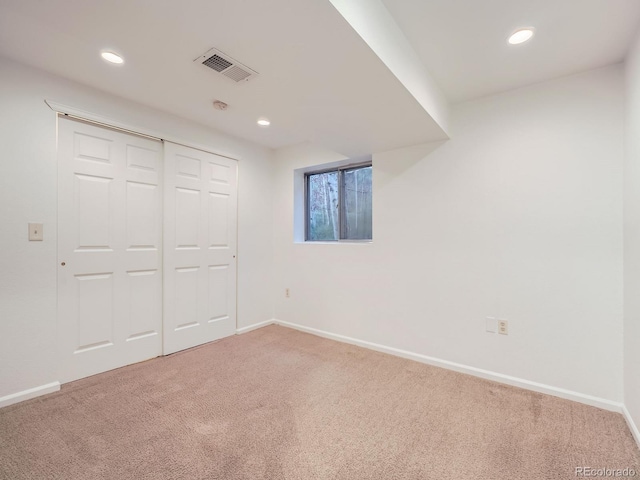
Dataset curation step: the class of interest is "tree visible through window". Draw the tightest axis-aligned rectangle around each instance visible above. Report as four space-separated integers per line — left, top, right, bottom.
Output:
306 164 372 241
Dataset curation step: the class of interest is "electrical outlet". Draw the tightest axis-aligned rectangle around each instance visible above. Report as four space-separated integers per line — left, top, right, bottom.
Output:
28 223 43 241
498 320 508 335
285 288 290 298
485 317 497 333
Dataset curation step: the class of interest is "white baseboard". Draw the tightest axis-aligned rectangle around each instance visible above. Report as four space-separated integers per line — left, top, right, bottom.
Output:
274 319 624 413
0 381 60 409
236 319 276 335
622 405 640 448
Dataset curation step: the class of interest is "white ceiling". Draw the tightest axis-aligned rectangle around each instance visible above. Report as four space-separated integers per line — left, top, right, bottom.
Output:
381 0 640 103
0 0 446 156
0 0 639 154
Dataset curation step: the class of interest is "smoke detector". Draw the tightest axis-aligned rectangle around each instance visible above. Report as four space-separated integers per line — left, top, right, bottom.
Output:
195 47 259 83
213 100 228 111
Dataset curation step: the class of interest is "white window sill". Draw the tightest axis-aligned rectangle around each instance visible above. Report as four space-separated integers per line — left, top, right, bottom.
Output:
294 241 373 245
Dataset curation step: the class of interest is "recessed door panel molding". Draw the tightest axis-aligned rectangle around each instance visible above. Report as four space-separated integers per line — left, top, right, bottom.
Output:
208 193 229 248
164 142 238 355
75 273 114 352
175 187 201 248
208 265 229 322
58 117 163 383
174 267 200 331
75 174 113 249
126 144 159 172
126 269 160 341
176 154 201 179
74 132 112 164
209 162 231 186
126 181 159 249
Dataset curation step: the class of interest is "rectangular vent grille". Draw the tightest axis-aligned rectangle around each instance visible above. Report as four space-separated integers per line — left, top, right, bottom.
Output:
223 65 252 82
203 54 232 72
195 48 259 83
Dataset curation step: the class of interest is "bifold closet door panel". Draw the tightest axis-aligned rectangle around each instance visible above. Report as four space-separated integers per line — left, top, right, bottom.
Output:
57 116 163 383
163 142 238 355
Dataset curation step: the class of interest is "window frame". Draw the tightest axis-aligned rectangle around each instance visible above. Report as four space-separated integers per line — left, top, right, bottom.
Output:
304 161 372 242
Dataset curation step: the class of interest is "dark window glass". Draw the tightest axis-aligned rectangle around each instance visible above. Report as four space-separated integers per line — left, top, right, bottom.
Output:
342 166 372 240
307 171 339 241
306 165 372 241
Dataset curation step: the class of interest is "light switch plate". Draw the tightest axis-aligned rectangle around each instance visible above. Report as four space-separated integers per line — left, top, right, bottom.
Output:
29 223 43 241
485 317 497 333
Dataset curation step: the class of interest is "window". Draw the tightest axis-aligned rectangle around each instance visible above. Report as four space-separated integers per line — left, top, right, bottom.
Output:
305 163 372 241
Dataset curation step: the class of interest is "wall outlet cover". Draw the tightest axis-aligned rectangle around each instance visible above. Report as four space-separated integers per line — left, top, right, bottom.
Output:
498 319 508 335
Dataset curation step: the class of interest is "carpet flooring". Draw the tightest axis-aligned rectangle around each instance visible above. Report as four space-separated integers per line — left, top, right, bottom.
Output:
1 325 638 480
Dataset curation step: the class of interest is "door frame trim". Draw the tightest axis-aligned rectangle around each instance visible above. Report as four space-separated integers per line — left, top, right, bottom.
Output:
45 100 242 162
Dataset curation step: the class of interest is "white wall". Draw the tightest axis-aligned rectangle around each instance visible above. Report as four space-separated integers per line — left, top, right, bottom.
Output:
624 32 640 437
328 0 450 136
0 57 274 400
273 65 624 403
0 53 631 414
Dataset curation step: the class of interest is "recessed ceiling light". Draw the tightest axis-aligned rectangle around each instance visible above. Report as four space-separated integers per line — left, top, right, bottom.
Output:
257 118 271 127
101 51 124 64
508 28 535 45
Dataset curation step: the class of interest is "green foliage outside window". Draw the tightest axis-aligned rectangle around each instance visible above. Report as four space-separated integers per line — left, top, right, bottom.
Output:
307 165 372 241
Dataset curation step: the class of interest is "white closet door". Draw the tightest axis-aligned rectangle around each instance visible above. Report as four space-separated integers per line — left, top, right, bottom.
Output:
57 116 163 383
163 142 237 355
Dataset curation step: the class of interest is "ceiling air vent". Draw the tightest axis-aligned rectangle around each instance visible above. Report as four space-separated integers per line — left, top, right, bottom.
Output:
195 48 259 83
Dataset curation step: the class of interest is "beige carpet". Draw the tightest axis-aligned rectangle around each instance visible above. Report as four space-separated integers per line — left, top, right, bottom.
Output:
0 325 638 480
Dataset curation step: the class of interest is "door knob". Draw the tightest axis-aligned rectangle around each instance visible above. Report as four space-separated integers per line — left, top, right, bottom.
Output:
61 262 66 266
